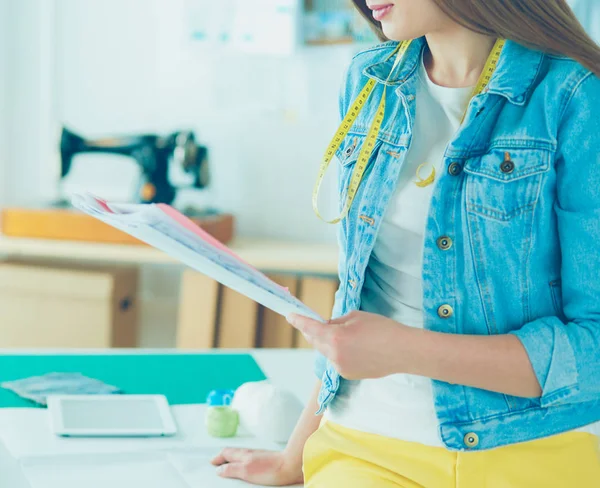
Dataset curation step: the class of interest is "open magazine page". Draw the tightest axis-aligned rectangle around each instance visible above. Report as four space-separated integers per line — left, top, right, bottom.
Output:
71 193 323 321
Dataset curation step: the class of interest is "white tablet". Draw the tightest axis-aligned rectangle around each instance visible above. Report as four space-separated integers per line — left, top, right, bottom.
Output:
47 395 178 437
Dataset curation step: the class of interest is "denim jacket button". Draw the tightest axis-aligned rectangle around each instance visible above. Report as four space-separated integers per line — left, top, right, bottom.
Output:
448 162 463 176
464 432 479 448
500 159 515 174
437 236 453 251
438 304 454 318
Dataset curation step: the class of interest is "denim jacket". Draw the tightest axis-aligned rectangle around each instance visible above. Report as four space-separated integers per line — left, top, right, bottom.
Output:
314 37 600 451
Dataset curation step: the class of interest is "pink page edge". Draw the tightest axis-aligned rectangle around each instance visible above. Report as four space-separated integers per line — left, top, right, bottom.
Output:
156 204 289 292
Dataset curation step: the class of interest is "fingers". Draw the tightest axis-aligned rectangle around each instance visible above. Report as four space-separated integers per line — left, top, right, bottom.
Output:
286 314 327 338
328 310 361 325
211 449 252 481
211 448 250 466
216 462 248 480
211 452 226 466
291 311 356 328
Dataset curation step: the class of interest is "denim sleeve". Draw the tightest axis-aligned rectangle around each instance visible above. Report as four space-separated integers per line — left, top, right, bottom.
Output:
511 72 600 408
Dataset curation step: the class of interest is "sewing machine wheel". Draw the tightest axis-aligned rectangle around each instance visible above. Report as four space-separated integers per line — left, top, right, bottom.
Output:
198 153 210 188
174 132 209 189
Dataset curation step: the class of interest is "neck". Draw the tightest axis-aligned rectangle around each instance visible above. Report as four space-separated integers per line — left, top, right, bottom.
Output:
424 27 496 88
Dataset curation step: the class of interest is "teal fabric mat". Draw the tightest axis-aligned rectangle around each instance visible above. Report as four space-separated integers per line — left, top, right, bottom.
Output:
0 354 266 408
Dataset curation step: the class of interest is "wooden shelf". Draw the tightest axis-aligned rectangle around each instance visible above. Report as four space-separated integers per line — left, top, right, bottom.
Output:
0 236 339 275
304 37 354 46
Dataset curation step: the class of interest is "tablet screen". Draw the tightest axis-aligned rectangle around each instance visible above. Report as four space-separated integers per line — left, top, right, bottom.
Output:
59 397 166 431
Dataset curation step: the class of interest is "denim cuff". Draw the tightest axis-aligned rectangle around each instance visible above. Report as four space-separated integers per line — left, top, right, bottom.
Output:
511 317 579 407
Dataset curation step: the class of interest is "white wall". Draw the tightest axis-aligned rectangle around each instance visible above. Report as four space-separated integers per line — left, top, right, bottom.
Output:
0 0 9 205
2 0 360 347
3 0 59 206
569 0 600 43
51 0 351 243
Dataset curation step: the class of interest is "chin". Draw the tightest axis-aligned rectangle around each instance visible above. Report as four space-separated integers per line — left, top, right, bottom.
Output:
380 21 424 42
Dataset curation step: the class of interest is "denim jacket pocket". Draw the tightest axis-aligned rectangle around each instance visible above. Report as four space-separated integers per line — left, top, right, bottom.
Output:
336 135 362 167
336 134 384 167
463 146 552 221
336 135 383 205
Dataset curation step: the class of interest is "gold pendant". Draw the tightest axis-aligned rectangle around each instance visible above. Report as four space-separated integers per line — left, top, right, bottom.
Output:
415 163 436 188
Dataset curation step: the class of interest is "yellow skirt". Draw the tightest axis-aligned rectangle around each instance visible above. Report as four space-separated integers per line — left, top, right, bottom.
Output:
303 421 600 488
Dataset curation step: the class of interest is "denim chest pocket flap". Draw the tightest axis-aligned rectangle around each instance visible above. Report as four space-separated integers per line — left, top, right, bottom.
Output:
336 136 363 167
463 145 553 221
336 134 386 168
336 135 403 212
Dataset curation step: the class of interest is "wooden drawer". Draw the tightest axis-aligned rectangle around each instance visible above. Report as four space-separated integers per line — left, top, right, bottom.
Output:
176 270 338 349
0 260 138 348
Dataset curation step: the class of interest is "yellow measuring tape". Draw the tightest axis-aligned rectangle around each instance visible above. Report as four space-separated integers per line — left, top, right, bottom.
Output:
312 38 506 224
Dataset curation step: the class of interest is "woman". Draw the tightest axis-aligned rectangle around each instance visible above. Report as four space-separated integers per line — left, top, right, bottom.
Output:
213 1 600 486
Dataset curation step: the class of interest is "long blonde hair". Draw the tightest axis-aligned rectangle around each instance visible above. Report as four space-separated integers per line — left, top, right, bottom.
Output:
352 0 600 76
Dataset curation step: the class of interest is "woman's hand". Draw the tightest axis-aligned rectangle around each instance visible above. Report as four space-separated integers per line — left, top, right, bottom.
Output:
211 448 303 486
287 311 414 380
289 311 543 398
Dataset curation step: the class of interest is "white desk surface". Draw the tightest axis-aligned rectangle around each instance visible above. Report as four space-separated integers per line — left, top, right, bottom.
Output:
0 349 316 488
0 237 339 274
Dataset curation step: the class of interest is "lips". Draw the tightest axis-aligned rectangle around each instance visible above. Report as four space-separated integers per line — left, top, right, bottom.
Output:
368 3 394 22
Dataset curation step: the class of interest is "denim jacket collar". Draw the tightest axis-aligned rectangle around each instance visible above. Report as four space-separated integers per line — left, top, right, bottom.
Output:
362 37 545 105
362 39 424 88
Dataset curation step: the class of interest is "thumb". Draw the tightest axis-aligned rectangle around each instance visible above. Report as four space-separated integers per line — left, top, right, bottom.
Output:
217 462 248 480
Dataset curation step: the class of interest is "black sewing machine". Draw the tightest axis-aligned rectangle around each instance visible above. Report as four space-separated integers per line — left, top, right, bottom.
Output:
60 127 210 206
0 128 235 244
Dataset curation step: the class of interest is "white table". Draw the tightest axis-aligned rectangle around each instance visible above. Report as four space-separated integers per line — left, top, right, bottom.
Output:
0 349 316 488
0 237 339 274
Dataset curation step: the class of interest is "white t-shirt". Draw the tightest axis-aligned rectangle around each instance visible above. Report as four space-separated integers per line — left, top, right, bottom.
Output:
326 56 471 447
326 54 600 446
